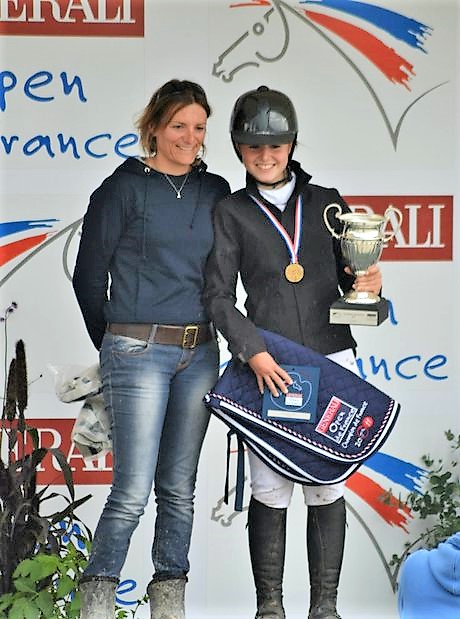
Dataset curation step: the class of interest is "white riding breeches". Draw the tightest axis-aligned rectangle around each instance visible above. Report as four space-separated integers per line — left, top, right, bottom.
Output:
249 348 359 508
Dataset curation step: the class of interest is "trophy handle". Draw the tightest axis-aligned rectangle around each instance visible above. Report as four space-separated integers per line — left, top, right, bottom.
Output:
383 206 403 242
323 203 343 239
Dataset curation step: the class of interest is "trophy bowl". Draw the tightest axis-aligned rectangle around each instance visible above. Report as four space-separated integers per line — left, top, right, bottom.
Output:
323 204 403 325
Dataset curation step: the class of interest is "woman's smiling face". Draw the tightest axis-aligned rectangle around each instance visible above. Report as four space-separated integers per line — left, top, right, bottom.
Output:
153 103 208 174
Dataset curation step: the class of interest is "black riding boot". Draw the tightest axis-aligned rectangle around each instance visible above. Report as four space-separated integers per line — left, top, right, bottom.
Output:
248 497 287 619
307 497 346 619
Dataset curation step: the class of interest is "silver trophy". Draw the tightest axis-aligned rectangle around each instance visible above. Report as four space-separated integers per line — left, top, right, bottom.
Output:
323 204 403 326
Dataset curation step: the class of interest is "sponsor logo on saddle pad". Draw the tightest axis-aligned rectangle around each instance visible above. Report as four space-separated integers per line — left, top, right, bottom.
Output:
316 396 373 450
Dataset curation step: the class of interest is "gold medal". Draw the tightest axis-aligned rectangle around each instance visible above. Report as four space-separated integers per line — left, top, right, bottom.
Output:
250 195 305 283
285 263 304 283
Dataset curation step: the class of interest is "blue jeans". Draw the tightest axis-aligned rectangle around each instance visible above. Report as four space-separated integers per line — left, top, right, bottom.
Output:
83 331 219 580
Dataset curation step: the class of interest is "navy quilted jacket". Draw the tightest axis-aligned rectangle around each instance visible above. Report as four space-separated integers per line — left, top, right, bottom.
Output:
204 160 357 361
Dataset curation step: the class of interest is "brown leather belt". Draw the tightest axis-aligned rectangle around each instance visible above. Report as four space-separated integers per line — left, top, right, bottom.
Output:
107 323 213 349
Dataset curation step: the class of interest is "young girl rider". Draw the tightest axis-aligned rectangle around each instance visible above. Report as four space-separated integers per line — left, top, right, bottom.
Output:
204 85 382 619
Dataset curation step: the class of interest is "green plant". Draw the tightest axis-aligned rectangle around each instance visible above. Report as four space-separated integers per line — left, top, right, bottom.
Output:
0 527 147 618
0 302 92 608
115 595 149 619
0 528 90 619
388 429 460 587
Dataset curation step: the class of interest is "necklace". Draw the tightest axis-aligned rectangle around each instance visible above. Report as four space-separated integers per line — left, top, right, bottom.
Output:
162 172 190 199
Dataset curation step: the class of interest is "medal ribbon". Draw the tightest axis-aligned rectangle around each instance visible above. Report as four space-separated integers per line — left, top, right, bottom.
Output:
250 195 303 265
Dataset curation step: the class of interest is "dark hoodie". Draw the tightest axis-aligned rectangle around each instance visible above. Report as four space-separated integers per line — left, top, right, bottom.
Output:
73 157 230 349
398 532 460 618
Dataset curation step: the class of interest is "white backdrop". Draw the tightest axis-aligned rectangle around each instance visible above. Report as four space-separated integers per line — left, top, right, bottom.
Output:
1 1 459 617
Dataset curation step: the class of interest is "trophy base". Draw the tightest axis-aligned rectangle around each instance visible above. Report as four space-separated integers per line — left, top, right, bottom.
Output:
329 297 389 326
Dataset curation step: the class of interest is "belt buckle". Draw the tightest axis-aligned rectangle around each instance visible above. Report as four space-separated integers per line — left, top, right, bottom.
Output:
182 325 199 349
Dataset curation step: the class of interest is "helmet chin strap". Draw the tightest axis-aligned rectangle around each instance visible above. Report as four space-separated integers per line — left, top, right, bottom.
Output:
256 168 292 189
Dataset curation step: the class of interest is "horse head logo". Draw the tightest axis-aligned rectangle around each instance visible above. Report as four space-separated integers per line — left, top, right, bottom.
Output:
212 0 448 149
212 1 290 83
269 370 313 411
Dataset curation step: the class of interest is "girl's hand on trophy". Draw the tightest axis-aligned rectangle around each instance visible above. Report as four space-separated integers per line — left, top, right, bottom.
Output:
348 264 382 294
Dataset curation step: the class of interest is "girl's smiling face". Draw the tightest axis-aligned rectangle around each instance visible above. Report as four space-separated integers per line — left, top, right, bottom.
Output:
239 143 292 186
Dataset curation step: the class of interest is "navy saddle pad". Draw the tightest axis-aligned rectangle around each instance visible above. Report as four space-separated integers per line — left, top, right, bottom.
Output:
205 328 400 488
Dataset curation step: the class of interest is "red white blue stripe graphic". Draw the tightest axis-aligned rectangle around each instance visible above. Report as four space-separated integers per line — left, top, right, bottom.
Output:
0 219 59 267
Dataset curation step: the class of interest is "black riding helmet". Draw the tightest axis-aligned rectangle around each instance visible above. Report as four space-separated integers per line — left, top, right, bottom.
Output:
230 85 298 160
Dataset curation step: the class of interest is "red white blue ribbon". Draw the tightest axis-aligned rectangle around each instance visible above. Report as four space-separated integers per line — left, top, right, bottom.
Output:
250 195 303 265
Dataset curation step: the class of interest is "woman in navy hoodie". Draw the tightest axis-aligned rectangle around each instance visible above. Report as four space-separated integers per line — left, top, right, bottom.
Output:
73 79 230 619
398 532 460 618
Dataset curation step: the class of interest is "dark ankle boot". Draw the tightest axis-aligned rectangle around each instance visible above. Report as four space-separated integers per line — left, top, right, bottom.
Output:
79 576 118 619
307 497 346 619
248 496 287 619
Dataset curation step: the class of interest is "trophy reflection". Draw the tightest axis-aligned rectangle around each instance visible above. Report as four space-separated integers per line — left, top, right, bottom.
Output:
323 204 403 326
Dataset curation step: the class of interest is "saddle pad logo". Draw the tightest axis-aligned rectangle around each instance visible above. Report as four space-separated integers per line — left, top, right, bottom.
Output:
316 396 359 444
262 364 320 423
